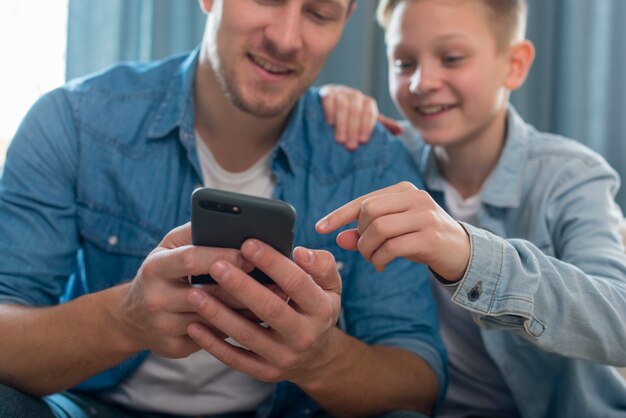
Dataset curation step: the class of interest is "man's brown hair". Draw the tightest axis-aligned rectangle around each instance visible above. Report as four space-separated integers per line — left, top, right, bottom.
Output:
376 0 528 50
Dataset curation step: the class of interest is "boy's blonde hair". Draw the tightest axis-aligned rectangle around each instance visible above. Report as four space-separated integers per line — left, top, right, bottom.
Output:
376 0 528 50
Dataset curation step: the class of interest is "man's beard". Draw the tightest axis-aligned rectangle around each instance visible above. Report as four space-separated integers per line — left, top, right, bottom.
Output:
213 59 304 119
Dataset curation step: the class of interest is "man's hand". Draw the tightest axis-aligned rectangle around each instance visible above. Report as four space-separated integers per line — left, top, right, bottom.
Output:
320 84 402 150
185 239 343 389
316 181 471 282
113 223 252 358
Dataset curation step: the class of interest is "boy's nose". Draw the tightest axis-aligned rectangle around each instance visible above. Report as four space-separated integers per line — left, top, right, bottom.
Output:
264 5 304 54
409 66 441 95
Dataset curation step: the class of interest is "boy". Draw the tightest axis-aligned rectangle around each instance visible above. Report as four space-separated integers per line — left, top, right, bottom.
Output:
319 0 626 416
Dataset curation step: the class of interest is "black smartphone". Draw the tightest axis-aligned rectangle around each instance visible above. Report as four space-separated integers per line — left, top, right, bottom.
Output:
190 187 296 284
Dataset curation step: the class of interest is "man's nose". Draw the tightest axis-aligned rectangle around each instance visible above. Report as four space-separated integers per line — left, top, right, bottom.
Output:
264 4 304 54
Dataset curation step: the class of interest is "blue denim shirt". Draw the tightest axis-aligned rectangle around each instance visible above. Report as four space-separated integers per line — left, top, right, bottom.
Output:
404 108 626 417
0 49 446 417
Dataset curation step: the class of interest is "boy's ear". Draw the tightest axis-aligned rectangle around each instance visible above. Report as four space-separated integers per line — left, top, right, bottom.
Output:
198 0 214 14
504 40 535 91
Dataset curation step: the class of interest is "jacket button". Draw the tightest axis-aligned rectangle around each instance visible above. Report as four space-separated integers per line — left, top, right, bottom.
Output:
108 235 119 247
468 282 481 301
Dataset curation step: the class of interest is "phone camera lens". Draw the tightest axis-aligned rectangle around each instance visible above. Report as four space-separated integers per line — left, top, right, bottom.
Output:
232 206 241 214
216 203 225 211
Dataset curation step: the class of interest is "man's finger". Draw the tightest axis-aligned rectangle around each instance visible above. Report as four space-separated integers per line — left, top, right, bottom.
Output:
292 247 342 295
159 222 192 249
239 240 330 316
147 245 244 282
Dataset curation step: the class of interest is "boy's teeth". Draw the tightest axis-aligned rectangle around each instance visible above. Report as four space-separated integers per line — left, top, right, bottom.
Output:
420 105 451 115
251 56 290 74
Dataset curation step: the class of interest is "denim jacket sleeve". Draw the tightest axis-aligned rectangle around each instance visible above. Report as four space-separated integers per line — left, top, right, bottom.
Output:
449 154 626 365
0 88 81 306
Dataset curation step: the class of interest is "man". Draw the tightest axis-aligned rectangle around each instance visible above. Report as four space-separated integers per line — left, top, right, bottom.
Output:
0 1 445 417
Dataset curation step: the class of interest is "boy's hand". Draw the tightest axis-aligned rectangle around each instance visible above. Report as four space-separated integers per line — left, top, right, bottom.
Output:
315 181 471 282
320 84 402 150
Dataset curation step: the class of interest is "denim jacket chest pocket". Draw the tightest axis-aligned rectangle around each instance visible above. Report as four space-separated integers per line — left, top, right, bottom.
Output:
77 207 162 291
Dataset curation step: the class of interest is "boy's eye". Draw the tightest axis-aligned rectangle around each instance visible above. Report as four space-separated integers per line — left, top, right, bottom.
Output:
442 55 464 66
393 60 415 74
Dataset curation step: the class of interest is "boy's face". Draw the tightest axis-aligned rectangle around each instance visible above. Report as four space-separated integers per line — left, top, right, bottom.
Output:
386 0 513 147
201 0 352 118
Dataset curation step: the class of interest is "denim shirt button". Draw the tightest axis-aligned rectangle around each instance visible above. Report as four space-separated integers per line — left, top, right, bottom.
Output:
303 408 312 415
336 261 344 271
107 235 119 247
468 282 482 301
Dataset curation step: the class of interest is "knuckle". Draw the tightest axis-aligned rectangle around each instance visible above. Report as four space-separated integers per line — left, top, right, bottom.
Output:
293 331 316 352
317 301 335 325
277 352 299 370
219 349 240 369
144 295 165 314
138 256 158 279
281 269 308 294
260 297 285 321
155 317 175 336
370 218 386 236
179 247 198 274
399 181 418 191
202 299 221 321
356 237 368 256
318 250 336 273
259 368 282 383
234 327 256 346
162 338 188 358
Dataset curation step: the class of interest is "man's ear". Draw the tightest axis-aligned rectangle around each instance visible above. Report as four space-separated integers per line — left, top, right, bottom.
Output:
504 40 535 91
198 0 214 14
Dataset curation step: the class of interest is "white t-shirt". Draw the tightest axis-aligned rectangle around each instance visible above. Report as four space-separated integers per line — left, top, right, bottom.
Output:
434 180 520 418
101 135 276 415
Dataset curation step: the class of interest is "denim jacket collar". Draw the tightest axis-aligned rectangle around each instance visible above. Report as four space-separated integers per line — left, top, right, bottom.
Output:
147 48 199 146
422 107 531 208
145 46 306 176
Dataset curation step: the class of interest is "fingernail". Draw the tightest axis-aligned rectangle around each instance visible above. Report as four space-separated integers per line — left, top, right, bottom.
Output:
298 247 314 264
315 217 328 231
210 261 230 282
189 289 207 308
242 240 262 260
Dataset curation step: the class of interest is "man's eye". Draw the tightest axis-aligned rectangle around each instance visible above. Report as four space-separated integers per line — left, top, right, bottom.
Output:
307 8 338 23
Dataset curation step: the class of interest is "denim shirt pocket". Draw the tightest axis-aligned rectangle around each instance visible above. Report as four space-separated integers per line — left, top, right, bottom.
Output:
77 206 162 292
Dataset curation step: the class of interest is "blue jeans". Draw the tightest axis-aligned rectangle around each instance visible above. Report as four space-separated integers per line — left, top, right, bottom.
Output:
0 384 429 418
0 384 255 418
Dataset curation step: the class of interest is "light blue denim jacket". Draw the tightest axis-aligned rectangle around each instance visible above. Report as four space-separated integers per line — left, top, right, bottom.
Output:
404 108 626 417
0 50 446 417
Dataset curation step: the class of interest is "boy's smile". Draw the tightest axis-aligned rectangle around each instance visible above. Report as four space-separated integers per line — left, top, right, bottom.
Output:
386 0 513 149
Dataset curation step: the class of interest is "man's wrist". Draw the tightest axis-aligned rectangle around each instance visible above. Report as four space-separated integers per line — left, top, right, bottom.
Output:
292 327 351 393
96 283 144 356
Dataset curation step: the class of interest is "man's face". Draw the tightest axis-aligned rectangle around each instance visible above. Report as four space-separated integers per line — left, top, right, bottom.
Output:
201 0 352 118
